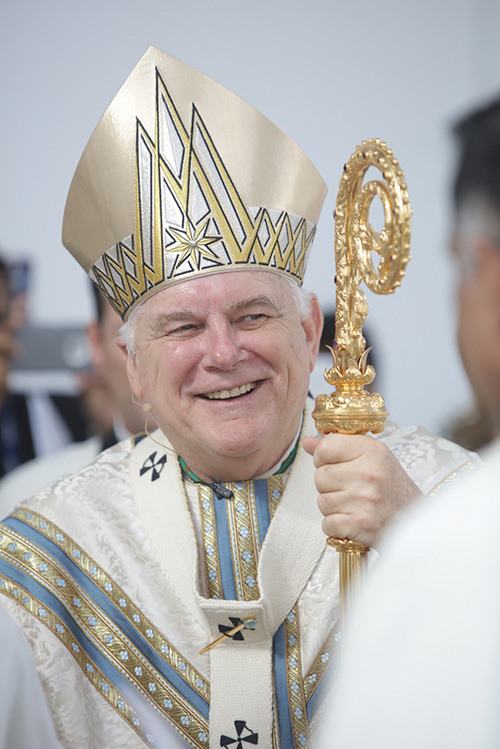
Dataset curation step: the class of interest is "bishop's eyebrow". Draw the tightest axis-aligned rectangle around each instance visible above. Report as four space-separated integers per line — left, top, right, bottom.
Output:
225 295 281 313
148 309 199 335
148 295 281 334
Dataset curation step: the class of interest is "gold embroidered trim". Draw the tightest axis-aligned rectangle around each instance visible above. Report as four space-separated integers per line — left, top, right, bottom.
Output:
268 475 284 518
9 508 208 699
0 513 210 746
197 485 224 600
284 605 310 746
303 623 341 702
0 575 149 741
197 474 334 746
226 481 261 601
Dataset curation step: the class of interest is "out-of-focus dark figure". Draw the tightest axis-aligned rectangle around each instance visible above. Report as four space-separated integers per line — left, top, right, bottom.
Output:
0 284 156 513
0 254 89 478
447 99 500 450
0 258 16 412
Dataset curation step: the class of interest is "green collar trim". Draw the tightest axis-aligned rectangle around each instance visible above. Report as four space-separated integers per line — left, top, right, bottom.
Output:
178 440 299 486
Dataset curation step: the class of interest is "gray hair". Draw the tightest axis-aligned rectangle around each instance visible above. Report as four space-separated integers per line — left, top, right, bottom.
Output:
118 273 314 355
118 302 143 356
285 276 314 320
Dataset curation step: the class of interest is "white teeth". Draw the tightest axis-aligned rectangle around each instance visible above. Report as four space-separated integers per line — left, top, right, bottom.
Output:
204 382 256 400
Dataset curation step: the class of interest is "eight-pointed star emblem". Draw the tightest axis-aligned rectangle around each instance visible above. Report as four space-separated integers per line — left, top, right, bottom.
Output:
166 218 221 270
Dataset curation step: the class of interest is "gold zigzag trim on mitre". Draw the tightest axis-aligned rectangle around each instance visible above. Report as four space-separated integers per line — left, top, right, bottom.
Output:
90 68 317 318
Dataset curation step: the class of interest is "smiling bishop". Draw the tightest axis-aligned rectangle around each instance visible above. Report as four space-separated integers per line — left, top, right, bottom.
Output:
0 47 478 749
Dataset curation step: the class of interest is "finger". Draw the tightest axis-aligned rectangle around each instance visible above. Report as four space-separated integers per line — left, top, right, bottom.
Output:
303 433 366 467
313 432 383 467
317 488 352 517
316 480 379 518
313 458 365 494
321 506 380 546
303 433 371 472
302 435 321 456
321 512 357 541
315 464 384 506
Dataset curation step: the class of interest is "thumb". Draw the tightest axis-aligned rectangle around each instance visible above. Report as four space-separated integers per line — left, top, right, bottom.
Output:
303 435 322 456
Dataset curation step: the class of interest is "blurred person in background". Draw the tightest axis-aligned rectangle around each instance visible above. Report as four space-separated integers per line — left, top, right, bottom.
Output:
0 256 63 747
446 98 500 451
0 258 17 415
0 253 90 478
0 284 155 513
319 95 500 748
85 284 155 441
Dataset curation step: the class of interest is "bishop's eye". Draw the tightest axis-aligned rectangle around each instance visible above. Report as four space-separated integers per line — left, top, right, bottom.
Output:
164 322 202 338
176 324 196 332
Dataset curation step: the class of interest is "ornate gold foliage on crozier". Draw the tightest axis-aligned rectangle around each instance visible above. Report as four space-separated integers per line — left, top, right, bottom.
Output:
313 139 412 436
90 69 317 318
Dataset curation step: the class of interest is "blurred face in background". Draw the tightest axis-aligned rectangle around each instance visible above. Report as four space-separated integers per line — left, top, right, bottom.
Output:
452 203 500 437
87 299 156 436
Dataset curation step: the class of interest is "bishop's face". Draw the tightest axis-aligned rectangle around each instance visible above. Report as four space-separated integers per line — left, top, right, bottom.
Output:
124 270 322 481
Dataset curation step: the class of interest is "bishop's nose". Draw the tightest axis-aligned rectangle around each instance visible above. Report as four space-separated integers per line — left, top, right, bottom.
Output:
201 321 245 371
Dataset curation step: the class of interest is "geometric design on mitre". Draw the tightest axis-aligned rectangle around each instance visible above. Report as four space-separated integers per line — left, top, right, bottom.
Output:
89 68 317 319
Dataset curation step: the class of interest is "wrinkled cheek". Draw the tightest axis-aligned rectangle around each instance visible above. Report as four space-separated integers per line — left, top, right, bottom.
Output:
151 368 174 406
288 355 311 397
134 358 162 404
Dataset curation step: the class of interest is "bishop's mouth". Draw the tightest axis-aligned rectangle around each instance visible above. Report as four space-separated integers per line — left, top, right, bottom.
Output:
200 382 257 400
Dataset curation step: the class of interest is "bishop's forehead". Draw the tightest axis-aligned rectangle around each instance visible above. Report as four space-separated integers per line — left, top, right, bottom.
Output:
132 268 296 323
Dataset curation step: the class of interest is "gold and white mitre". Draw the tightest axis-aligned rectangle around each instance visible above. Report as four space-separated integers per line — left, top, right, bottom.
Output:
62 46 327 319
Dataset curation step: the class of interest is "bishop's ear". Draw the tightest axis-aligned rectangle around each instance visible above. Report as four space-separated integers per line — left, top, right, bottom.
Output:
117 338 144 402
301 294 323 373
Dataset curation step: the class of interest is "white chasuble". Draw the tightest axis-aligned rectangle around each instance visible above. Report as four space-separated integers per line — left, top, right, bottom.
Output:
0 405 477 747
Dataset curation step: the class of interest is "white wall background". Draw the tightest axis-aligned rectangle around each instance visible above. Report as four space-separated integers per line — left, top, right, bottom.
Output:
2 0 500 435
